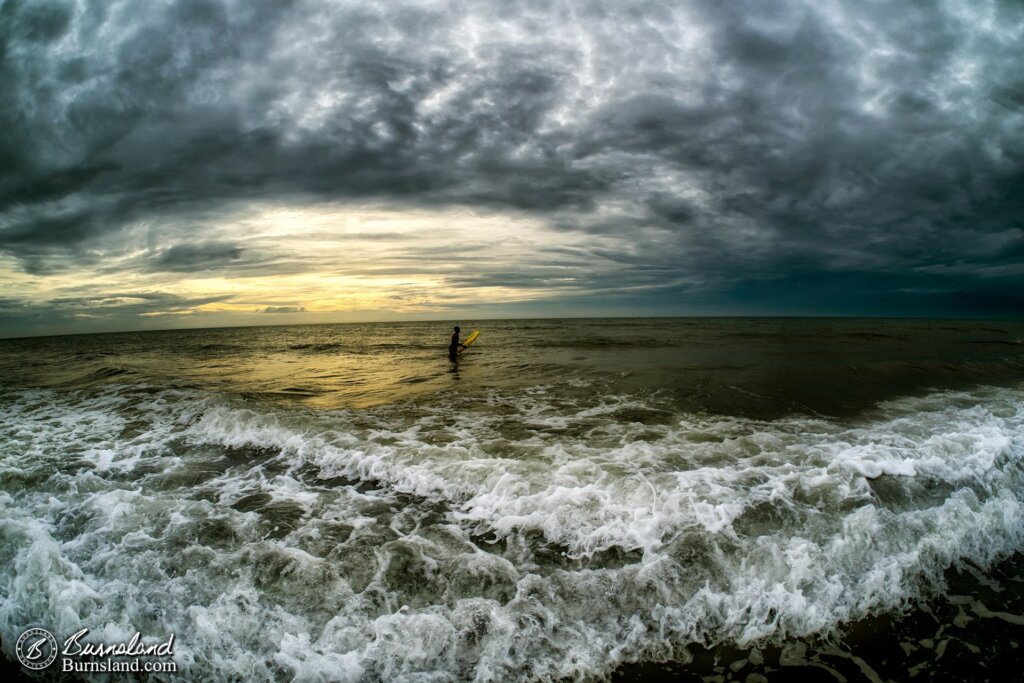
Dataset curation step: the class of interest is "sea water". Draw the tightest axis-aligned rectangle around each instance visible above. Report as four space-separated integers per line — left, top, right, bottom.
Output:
1 318 1023 681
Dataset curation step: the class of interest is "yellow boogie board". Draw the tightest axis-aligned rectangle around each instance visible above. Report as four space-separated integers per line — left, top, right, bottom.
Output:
459 330 480 354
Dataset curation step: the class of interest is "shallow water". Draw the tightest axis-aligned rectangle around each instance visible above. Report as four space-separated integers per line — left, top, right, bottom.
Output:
1 318 1023 680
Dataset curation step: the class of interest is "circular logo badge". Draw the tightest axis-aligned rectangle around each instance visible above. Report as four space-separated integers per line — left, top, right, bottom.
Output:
16 628 58 670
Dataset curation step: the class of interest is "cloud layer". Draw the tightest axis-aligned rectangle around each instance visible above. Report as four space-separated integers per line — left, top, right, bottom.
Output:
2 0 1023 334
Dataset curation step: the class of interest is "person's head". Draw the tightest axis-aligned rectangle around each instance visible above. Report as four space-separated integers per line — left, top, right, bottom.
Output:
454 326 461 333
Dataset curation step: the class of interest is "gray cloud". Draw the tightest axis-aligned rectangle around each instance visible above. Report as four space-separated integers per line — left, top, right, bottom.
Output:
261 306 305 313
0 289 236 337
44 291 233 314
151 241 244 272
1 0 1022 322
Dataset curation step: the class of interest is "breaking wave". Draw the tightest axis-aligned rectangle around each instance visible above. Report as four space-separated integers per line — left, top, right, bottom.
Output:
1 381 1022 680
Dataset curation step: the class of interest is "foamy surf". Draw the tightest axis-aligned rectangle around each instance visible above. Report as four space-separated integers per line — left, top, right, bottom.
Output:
1 380 1022 680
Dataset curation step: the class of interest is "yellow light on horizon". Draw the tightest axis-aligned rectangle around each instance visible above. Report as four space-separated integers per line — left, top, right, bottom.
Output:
0 202 617 327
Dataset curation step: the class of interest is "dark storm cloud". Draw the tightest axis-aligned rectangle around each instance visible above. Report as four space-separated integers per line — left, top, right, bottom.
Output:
1 0 1023 315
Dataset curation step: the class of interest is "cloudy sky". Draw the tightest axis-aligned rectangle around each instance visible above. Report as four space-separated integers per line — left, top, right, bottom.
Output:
1 0 1022 336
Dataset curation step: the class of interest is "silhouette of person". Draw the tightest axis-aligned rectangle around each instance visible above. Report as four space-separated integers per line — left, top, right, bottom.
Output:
449 325 466 362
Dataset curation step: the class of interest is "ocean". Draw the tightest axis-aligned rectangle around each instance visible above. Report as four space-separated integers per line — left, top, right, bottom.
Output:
1 318 1023 681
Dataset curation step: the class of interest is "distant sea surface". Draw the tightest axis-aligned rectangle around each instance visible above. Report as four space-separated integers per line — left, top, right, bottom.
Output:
2 318 1023 681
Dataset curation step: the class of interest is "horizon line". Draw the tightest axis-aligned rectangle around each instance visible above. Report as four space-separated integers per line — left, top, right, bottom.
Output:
3 313 1024 341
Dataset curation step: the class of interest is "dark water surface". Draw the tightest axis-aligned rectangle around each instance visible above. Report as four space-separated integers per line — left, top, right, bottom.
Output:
1 318 1022 680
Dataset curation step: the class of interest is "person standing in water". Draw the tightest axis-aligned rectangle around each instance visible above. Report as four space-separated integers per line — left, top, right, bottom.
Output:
449 325 466 362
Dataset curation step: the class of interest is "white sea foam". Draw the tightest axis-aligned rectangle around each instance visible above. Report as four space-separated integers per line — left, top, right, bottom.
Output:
0 384 1022 680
